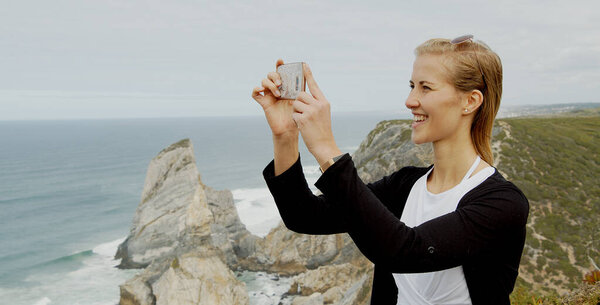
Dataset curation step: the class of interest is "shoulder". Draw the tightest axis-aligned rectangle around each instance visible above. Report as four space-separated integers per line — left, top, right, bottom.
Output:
461 169 530 228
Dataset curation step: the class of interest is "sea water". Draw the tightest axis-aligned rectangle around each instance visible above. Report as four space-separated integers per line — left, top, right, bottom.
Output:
0 113 398 304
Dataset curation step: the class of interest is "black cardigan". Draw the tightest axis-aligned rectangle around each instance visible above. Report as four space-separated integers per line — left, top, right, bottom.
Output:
263 153 529 305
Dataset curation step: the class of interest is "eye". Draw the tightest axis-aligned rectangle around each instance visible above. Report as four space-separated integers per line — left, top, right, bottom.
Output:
423 85 431 90
409 83 414 90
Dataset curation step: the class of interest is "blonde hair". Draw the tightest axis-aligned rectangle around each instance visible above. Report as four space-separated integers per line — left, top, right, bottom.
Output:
415 38 503 165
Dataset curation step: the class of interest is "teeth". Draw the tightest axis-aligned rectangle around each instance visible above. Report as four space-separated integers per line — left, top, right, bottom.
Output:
413 115 428 122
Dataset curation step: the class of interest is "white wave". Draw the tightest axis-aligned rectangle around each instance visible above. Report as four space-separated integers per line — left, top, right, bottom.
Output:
92 237 126 257
232 188 282 237
0 238 141 305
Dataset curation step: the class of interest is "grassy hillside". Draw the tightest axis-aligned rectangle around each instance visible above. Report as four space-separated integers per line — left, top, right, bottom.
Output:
495 114 600 294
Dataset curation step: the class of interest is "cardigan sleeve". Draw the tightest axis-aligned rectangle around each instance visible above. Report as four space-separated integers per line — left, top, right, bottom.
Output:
262 153 406 235
262 153 348 234
314 154 529 273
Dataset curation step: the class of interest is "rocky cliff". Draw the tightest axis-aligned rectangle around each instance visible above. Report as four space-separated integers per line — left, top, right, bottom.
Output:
115 139 250 305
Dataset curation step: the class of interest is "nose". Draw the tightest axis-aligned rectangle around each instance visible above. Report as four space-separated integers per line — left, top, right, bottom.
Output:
405 90 420 110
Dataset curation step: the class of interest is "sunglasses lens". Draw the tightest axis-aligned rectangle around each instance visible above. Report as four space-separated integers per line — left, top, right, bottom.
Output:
451 34 474 44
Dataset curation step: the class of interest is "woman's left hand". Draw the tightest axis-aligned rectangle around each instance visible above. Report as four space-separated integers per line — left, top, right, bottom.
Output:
292 63 342 166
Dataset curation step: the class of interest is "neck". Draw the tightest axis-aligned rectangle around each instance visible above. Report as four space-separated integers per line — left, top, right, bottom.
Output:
428 132 479 193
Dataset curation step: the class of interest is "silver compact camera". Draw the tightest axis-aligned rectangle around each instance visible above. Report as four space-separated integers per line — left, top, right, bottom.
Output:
276 62 306 100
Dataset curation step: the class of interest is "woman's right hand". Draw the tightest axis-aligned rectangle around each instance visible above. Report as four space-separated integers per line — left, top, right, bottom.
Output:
251 59 298 138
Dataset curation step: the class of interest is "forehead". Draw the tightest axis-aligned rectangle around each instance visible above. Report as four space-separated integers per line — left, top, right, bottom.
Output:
411 54 451 83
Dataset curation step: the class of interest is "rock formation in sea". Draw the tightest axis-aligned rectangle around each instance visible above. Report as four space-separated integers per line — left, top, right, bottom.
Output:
115 139 250 305
115 138 375 305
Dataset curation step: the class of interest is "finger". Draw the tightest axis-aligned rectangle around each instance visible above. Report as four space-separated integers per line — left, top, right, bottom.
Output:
275 58 284 69
267 71 282 87
261 78 281 97
303 63 326 101
292 99 311 114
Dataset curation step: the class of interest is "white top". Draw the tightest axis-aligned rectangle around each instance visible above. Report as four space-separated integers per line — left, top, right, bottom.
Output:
393 156 495 305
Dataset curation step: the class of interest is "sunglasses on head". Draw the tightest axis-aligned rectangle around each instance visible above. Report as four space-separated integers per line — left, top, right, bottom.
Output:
450 34 487 93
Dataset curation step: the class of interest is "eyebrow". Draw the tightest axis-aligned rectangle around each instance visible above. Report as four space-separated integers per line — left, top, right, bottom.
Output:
409 80 436 85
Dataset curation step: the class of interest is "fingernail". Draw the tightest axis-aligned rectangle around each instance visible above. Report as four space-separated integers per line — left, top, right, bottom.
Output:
276 80 281 86
275 90 280 96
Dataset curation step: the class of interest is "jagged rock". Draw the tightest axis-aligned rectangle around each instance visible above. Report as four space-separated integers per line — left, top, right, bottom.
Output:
336 273 372 305
288 263 365 296
238 221 365 276
152 254 249 305
118 258 171 305
115 139 251 304
115 139 214 268
119 275 154 305
204 184 258 267
352 121 432 183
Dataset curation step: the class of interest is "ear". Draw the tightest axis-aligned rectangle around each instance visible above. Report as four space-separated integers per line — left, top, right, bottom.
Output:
463 89 484 115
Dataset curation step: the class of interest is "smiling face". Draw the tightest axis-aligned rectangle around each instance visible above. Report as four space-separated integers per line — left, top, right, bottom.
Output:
405 54 470 145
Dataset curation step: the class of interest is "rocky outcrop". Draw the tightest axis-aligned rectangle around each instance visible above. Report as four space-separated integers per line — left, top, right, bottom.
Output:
203 184 260 268
352 120 433 183
238 221 366 276
152 254 248 305
115 139 215 269
287 262 373 305
115 139 250 304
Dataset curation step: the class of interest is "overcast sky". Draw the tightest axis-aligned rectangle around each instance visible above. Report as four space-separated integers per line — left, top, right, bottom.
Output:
1 0 599 120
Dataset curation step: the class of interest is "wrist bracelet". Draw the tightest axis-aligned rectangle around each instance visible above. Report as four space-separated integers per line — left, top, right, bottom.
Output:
319 154 344 173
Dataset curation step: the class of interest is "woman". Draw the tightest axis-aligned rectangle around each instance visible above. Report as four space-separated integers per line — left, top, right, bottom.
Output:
251 35 529 305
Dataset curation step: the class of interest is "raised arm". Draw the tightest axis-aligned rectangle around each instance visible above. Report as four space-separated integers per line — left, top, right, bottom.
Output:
251 58 300 176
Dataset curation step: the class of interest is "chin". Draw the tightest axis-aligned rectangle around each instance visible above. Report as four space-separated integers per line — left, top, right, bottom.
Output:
410 130 430 145
411 134 427 145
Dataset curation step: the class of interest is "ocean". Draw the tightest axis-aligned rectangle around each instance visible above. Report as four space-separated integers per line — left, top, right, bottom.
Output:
0 113 400 305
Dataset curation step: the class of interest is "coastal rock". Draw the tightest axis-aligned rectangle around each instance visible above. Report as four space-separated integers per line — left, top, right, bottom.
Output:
335 273 372 305
119 275 155 305
288 262 373 305
118 258 171 305
239 221 365 275
352 120 432 183
204 184 258 267
152 254 249 305
289 263 364 296
115 139 214 268
115 139 251 304
291 292 324 305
